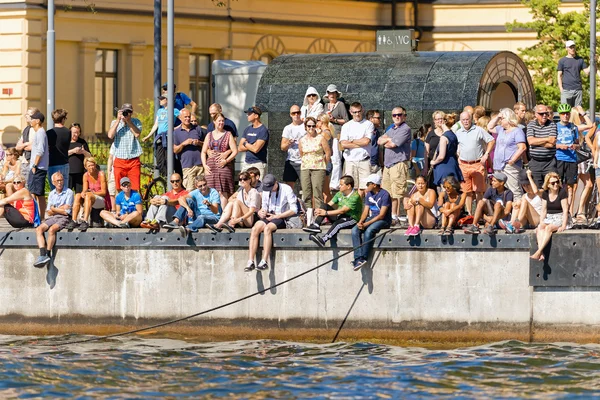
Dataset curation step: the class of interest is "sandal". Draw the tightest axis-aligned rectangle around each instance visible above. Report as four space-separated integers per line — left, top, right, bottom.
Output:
445 227 454 235
438 228 446 235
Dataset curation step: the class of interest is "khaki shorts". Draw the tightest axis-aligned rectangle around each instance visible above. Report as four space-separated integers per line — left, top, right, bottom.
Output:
241 161 267 180
344 159 371 189
182 165 205 191
382 161 410 198
107 168 116 196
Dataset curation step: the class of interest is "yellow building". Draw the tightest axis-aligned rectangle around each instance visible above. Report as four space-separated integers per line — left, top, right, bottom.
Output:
0 0 586 144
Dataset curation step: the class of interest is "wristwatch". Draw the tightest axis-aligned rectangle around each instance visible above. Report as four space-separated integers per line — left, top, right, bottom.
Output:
32 164 37 169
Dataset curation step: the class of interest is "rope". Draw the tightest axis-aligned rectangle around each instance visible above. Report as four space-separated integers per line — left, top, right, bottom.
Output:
45 227 400 346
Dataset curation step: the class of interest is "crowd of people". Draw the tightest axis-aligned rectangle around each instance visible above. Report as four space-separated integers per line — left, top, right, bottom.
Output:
1 68 600 270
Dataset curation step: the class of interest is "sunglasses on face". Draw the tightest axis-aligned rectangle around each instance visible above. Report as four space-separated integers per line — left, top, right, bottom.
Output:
13 181 23 184
393 113 405 117
122 183 131 187
308 94 317 97
549 180 559 185
536 112 549 116
559 112 570 115
198 183 207 188
291 111 301 115
170 179 181 183
306 124 316 128
239 177 249 182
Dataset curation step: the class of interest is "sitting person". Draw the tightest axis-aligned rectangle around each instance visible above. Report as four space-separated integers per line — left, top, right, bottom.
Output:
140 173 188 231
164 175 221 237
0 147 22 196
512 169 543 233
34 172 74 268
247 174 298 271
100 177 143 228
0 175 36 228
463 172 514 236
404 175 437 236
71 157 109 231
350 174 392 271
303 175 363 248
207 170 261 233
437 175 466 235
530 172 572 261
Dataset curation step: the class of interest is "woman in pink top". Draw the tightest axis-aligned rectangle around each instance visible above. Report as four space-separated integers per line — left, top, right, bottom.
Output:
76 157 108 231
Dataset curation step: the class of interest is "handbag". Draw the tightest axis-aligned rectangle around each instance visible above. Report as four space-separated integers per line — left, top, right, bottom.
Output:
576 145 592 164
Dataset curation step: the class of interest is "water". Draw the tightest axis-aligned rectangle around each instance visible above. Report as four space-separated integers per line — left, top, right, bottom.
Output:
2 336 600 398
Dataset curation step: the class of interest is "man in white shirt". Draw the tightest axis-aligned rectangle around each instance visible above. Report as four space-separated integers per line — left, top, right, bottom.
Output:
280 104 306 188
340 102 374 196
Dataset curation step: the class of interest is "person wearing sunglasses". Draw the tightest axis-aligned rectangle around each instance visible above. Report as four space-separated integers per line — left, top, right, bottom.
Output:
301 86 324 121
99 176 143 228
140 173 189 231
0 175 35 228
526 104 558 188
0 147 22 196
281 105 307 189
208 171 261 233
530 172 572 261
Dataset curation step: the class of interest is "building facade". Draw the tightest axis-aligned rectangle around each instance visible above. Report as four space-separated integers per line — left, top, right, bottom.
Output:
0 0 586 144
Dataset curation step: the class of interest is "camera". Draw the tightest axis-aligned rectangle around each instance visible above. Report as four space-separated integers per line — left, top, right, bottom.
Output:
122 110 131 118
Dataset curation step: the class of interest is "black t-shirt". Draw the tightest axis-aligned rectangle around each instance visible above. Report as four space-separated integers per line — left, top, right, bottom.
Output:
68 138 90 174
21 126 31 161
425 130 441 161
47 126 71 166
542 189 567 214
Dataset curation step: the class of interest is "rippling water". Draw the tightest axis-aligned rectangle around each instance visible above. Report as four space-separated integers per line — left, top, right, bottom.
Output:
2 336 600 398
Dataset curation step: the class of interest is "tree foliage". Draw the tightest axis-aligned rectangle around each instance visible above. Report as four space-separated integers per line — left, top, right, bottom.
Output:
506 0 596 110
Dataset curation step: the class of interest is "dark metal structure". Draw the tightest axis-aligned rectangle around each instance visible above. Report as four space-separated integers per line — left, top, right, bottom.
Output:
255 51 535 179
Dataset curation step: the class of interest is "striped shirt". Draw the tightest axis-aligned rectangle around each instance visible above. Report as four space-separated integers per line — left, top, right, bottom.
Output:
526 120 557 161
110 118 143 160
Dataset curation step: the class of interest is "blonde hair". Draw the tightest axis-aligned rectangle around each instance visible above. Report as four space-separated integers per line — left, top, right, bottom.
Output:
569 110 583 125
432 110 446 122
498 108 519 127
318 113 336 139
477 116 490 130
444 113 457 129
84 156 98 168
542 172 562 191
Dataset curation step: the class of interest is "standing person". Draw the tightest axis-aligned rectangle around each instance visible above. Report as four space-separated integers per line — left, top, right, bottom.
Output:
301 86 324 121
514 102 528 130
67 123 91 204
411 125 428 177
430 114 463 189
15 107 39 183
366 109 383 175
107 103 143 191
350 174 391 270
247 174 298 272
207 103 238 137
162 82 197 118
554 103 580 211
28 111 49 219
173 109 204 191
33 172 73 268
142 95 180 177
455 111 495 214
340 102 374 196
317 113 339 199
558 40 591 107
141 173 189 231
378 107 412 224
487 108 527 201
75 157 109 231
99 177 143 228
530 172 572 260
324 84 349 138
299 117 331 226
46 109 71 190
281 105 306 188
425 110 445 182
202 113 238 207
572 108 595 221
239 106 269 178
305 175 363 248
527 104 558 188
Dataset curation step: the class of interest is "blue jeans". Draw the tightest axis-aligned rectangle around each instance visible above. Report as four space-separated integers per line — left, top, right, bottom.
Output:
47 164 70 191
173 199 219 232
351 219 390 261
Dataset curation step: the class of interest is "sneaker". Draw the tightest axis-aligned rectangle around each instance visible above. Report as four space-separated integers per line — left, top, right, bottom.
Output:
207 224 222 234
411 226 421 236
257 260 269 271
498 219 515 234
222 223 235 233
78 221 89 231
119 222 130 229
33 255 51 268
163 222 179 229
303 223 322 233
105 221 117 228
140 221 152 230
179 226 190 238
463 224 480 235
354 258 367 271
483 225 497 236
244 260 256 272
65 220 79 230
309 234 325 248
404 226 413 236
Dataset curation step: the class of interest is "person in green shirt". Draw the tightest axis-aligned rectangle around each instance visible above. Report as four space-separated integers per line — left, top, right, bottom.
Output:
304 175 363 247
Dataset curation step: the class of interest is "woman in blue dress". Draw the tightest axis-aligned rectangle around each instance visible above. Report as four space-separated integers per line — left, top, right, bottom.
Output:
430 113 463 187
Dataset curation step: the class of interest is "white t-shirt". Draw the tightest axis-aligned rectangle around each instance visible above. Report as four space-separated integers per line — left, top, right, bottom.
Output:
340 119 374 162
282 122 306 163
262 182 298 215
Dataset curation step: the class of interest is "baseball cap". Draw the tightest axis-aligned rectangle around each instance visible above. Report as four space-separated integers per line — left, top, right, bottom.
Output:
120 176 131 186
492 172 508 183
565 40 575 48
162 82 177 89
518 170 530 185
261 174 277 191
244 106 262 116
120 103 133 112
157 95 167 100
30 111 45 123
366 174 382 186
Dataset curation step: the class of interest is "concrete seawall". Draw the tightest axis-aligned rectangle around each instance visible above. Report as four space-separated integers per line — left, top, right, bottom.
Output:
0 228 598 343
